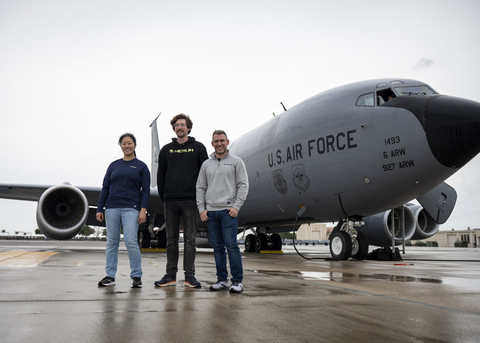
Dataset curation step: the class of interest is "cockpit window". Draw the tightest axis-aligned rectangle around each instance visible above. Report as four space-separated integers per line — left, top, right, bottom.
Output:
377 88 396 105
356 93 374 107
394 85 436 96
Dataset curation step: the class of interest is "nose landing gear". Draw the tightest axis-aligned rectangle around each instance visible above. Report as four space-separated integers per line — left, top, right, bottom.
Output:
329 220 368 260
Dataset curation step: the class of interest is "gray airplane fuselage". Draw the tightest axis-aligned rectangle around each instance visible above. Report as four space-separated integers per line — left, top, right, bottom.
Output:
230 79 480 228
3 78 480 250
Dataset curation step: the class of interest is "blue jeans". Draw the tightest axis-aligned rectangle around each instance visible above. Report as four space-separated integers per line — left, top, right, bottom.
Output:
164 200 198 278
206 210 243 283
105 208 142 279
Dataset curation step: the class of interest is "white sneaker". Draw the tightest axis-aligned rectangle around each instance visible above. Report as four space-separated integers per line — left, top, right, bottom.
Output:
209 279 229 291
229 281 243 293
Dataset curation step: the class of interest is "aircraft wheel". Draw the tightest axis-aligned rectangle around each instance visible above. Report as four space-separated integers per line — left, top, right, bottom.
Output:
351 231 369 260
255 233 268 252
329 230 352 260
270 233 282 251
138 229 151 249
245 234 255 252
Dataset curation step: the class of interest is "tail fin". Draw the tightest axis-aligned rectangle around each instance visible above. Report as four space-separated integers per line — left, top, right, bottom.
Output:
150 113 161 189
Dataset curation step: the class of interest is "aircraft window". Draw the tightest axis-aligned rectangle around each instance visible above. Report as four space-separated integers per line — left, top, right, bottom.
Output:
377 88 396 105
394 85 436 96
390 80 404 85
376 82 388 88
356 93 374 107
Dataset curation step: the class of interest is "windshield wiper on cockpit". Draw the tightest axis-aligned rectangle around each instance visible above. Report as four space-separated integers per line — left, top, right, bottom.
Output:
400 92 427 96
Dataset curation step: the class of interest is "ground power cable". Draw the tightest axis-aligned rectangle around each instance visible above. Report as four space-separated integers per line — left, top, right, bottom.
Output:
291 206 325 261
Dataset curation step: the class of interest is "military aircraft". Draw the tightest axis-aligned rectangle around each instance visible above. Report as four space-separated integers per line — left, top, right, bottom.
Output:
2 78 480 260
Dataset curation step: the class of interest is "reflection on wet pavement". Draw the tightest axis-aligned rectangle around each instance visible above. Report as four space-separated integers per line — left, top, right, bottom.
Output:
255 270 443 284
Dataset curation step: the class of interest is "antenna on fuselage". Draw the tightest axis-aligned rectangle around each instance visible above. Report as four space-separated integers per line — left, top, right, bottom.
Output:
280 102 287 111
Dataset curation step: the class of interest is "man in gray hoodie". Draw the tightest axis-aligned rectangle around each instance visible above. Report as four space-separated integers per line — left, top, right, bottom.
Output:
196 130 249 293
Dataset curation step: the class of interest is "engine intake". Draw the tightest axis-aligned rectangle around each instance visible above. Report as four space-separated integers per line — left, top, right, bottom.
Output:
405 204 440 240
36 184 89 240
358 206 416 247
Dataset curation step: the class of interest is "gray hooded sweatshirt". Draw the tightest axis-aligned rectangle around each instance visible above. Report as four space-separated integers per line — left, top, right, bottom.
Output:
196 151 249 213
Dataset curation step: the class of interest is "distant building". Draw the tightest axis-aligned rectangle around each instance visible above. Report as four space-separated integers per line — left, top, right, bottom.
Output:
296 223 334 241
415 228 479 248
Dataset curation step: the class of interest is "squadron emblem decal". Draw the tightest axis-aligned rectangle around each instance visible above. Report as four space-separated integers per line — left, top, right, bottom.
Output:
273 169 288 195
292 164 310 192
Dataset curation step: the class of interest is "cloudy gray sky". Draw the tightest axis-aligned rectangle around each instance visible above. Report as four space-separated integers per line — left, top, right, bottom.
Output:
1 0 480 234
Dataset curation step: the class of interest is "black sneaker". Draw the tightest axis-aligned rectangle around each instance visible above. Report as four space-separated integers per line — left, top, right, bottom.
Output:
98 276 115 287
185 276 201 288
132 277 142 288
154 274 176 287
229 281 243 293
209 279 229 291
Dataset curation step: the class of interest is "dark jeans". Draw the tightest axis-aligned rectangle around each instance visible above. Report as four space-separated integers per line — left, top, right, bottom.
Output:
206 209 243 283
164 200 198 278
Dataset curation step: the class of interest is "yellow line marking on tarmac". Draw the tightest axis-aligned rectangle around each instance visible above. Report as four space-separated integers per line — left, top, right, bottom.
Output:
141 248 166 252
242 250 284 254
0 251 59 267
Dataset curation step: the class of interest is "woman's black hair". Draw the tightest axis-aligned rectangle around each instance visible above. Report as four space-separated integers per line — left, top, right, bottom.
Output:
118 133 137 145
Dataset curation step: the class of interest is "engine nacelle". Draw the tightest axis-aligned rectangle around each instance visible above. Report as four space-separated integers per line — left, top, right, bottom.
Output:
357 206 416 247
405 204 440 240
36 184 89 240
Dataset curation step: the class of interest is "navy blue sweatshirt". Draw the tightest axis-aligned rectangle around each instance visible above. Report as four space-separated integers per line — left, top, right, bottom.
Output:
97 158 151 213
157 137 208 202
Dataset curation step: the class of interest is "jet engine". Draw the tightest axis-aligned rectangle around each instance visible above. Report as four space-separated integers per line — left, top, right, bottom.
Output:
405 204 440 240
357 206 416 247
36 184 89 240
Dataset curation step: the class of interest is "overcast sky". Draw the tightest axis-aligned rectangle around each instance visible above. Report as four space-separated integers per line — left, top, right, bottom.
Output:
1 0 480 234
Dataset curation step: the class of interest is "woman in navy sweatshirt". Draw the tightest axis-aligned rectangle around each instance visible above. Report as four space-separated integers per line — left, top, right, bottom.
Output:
96 133 150 288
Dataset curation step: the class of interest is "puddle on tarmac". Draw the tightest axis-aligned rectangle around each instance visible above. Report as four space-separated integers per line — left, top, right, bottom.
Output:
255 270 443 284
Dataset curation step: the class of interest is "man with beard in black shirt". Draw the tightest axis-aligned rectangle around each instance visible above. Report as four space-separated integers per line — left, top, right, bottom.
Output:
155 114 208 288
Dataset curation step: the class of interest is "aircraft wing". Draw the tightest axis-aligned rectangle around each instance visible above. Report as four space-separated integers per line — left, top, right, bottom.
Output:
0 184 162 212
0 184 102 204
0 183 163 240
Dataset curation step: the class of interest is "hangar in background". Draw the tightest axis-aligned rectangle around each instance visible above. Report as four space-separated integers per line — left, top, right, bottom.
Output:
295 223 334 242
416 228 479 248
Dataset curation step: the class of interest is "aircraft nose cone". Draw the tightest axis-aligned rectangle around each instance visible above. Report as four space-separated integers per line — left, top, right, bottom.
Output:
424 95 480 168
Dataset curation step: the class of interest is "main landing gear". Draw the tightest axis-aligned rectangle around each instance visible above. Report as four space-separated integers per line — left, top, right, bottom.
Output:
244 229 283 253
329 220 369 260
137 213 167 249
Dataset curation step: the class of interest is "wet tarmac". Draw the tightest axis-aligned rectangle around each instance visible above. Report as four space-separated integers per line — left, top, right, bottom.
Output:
1 240 479 343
